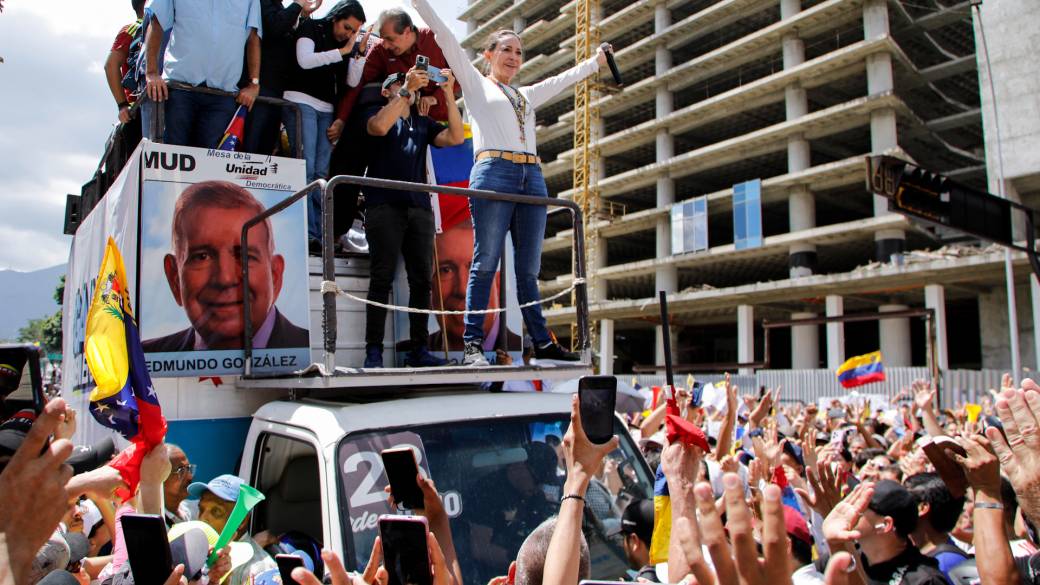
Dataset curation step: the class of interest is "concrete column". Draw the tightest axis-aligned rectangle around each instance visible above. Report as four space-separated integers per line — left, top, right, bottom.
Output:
654 324 679 372
512 0 526 32
599 319 615 375
653 0 676 364
780 0 801 19
879 304 912 367
864 0 904 261
465 18 478 60
826 295 845 369
789 187 816 277
792 312 819 369
781 3 815 279
738 305 754 376
924 285 949 371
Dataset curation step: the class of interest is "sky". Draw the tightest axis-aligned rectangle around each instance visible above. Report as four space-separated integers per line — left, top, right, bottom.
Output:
0 0 468 273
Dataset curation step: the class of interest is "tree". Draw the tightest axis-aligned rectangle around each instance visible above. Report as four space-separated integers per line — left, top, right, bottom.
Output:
16 275 64 354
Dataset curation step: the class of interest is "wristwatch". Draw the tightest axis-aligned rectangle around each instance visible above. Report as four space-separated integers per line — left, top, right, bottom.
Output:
397 87 412 99
250 77 260 86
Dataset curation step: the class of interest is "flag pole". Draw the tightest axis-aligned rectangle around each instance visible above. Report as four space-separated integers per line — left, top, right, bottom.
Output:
659 291 674 389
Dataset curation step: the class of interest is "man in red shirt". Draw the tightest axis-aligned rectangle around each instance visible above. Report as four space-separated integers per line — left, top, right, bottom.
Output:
104 0 147 125
322 9 457 244
326 9 460 243
328 8 458 142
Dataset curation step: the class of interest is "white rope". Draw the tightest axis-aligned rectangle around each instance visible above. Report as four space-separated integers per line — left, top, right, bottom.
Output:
319 278 586 315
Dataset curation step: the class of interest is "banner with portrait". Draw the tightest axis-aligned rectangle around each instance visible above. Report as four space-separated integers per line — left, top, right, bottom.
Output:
136 142 310 376
391 193 524 366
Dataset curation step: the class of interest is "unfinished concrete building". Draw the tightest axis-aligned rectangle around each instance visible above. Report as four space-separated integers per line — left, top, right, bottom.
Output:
456 0 1040 382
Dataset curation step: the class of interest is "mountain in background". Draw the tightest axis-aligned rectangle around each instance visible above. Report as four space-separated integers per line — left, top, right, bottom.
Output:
0 264 66 341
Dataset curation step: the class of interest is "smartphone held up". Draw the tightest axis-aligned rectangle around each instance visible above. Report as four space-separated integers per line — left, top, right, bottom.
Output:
381 447 426 510
380 515 432 585
578 375 617 444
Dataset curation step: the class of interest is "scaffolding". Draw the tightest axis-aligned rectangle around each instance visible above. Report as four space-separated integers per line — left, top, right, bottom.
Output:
570 0 600 352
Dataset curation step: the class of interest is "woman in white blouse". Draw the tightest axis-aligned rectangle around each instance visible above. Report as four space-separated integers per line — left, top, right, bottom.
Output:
413 0 612 366
284 0 369 243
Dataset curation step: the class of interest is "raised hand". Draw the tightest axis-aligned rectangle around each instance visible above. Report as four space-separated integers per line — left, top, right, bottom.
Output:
796 461 843 517
749 389 774 429
821 482 875 544
563 394 620 491
912 379 937 413
691 474 794 585
0 398 75 585
953 434 1001 496
987 384 1040 524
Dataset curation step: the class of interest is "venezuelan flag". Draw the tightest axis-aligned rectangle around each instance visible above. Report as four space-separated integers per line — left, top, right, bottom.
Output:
836 351 886 389
431 123 473 228
649 464 670 564
85 238 167 500
217 105 247 151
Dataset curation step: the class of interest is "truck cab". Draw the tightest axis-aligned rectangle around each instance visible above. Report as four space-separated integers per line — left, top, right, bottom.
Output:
241 390 654 585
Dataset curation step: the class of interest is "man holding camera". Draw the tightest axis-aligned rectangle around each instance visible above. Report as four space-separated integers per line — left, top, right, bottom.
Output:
361 66 464 369
328 8 457 142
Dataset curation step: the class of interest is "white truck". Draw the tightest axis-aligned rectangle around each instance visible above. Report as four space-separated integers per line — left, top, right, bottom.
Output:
237 390 653 584
63 132 654 584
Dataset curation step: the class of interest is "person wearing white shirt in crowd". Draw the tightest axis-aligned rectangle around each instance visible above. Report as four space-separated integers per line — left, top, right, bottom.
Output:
283 0 369 243
411 0 614 367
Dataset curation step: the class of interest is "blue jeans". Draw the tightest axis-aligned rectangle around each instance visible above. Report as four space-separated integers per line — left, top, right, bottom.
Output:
284 102 334 240
464 157 551 346
163 87 238 149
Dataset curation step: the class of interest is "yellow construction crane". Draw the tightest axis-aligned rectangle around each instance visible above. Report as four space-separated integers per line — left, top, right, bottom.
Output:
570 0 600 353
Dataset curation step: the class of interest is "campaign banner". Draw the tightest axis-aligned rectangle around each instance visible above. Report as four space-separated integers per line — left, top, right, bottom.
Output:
136 142 310 376
392 215 523 366
62 144 142 445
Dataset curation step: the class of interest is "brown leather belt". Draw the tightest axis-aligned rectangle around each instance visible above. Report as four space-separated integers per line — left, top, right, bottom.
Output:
475 150 541 165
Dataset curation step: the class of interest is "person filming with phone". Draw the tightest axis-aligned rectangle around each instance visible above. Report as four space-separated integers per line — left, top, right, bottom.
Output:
411 0 616 367
361 65 464 369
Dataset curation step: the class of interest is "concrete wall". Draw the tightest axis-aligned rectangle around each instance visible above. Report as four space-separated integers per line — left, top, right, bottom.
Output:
979 283 1037 372
974 0 1040 189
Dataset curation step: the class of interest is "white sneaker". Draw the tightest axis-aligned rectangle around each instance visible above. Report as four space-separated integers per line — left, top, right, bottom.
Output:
463 341 490 366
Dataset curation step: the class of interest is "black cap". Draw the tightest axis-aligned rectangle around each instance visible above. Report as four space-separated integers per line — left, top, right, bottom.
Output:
36 571 80 585
65 533 90 567
619 498 654 545
66 438 116 475
868 479 918 537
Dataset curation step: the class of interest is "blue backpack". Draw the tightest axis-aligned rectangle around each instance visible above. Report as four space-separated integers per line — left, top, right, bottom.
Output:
120 15 148 98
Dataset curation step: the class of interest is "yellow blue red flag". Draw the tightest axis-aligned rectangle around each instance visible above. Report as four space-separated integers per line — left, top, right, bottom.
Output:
649 464 670 564
85 238 167 500
431 123 473 231
836 351 885 389
217 105 247 151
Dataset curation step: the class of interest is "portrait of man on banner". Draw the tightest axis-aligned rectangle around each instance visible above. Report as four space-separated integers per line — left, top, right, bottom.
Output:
422 195 522 354
139 180 310 356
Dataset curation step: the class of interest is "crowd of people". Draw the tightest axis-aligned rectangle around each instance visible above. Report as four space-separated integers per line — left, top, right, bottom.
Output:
103 0 615 368
7 373 1040 585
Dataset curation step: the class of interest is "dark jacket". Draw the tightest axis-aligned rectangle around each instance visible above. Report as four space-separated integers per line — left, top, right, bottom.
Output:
141 309 309 352
240 0 304 92
861 545 949 585
286 18 350 105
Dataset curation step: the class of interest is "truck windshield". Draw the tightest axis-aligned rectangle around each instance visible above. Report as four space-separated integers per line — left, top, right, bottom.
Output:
336 415 654 585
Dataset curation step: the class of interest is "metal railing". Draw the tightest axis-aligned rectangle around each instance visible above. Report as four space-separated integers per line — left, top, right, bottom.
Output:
71 83 309 233
240 175 592 377
149 81 305 159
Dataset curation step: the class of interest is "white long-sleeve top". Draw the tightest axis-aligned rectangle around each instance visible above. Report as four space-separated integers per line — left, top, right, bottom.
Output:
283 37 365 113
413 0 599 156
